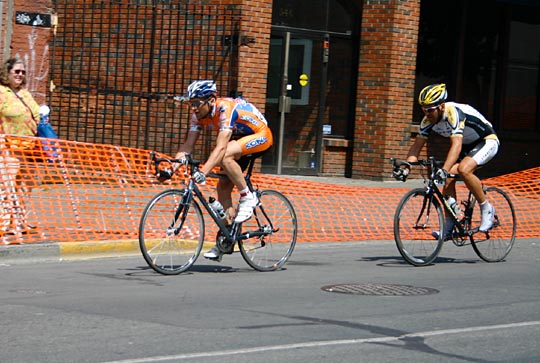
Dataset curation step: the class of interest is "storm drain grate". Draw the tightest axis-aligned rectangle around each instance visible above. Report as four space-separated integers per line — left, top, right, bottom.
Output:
321 283 439 296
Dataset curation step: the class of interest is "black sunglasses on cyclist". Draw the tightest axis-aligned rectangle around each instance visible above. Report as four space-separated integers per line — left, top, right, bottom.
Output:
189 99 207 108
13 69 26 75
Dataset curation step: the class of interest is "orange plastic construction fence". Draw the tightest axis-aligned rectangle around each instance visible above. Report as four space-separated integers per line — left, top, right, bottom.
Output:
1 135 539 246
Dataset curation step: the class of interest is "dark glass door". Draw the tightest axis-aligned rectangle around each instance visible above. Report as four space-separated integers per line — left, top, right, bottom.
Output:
261 0 357 175
262 33 322 174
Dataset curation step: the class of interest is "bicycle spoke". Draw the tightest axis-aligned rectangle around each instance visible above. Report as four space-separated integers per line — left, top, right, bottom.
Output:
239 190 297 271
139 189 205 274
394 189 444 266
471 187 516 262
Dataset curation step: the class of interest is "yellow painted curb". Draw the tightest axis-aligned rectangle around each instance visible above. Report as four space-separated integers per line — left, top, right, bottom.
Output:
58 239 216 260
59 239 140 259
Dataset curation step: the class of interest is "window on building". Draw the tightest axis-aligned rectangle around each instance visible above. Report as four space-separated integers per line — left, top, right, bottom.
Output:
272 0 352 34
416 0 540 133
500 9 540 131
267 38 312 105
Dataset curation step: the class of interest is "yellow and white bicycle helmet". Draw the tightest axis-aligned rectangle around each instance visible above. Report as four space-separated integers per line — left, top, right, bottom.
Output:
418 83 447 107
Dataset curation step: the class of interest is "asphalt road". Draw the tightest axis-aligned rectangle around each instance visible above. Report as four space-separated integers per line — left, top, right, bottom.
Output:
1 239 539 363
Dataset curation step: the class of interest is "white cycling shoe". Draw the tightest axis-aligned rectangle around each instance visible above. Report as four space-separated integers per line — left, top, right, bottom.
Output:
431 219 455 241
234 195 259 223
479 203 495 232
203 246 223 262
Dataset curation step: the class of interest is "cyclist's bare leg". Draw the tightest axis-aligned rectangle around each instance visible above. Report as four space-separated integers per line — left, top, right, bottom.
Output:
221 140 261 223
459 156 496 232
218 140 248 222
458 156 486 204
204 141 244 259
220 140 246 192
442 169 457 198
443 163 459 198
216 178 235 224
442 167 458 225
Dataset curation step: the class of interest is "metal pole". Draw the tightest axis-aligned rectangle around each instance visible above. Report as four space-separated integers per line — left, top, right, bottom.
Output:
277 32 290 175
316 34 330 173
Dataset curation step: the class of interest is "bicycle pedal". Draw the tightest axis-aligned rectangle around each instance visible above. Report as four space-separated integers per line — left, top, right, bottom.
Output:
431 230 459 242
478 231 491 240
217 242 234 255
204 254 223 262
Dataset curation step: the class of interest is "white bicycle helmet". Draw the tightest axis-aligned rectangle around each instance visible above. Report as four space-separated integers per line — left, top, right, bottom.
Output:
186 80 217 99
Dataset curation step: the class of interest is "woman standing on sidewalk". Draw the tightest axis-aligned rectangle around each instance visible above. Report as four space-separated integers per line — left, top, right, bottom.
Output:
0 56 40 236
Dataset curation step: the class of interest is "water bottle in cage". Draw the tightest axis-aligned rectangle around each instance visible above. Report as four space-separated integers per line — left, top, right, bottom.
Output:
445 195 462 216
208 197 226 220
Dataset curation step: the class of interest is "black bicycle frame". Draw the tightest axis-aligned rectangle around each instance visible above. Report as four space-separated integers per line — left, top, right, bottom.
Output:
420 177 477 239
158 152 274 244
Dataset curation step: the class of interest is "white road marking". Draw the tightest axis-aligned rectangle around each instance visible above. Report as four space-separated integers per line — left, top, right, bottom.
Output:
104 320 540 363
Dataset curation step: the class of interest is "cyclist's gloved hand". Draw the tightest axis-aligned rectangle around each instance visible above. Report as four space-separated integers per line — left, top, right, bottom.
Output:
157 169 173 182
435 168 448 184
172 153 189 169
392 167 409 182
172 158 187 171
193 170 206 184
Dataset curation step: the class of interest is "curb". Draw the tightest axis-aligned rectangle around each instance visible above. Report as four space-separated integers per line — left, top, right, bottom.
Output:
1 239 141 264
0 242 61 263
59 239 140 259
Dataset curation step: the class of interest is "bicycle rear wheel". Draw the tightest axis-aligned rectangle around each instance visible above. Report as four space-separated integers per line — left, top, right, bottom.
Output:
139 189 205 275
470 186 516 262
238 190 297 271
394 188 444 266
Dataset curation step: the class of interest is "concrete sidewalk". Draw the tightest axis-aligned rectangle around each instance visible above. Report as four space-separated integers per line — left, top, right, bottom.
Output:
0 176 423 264
284 175 424 188
0 238 141 264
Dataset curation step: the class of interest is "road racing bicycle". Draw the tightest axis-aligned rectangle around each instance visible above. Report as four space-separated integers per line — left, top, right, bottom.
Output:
139 152 297 274
391 157 516 266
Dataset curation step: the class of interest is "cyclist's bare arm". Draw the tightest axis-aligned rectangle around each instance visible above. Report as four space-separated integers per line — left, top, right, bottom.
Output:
200 129 232 175
443 136 463 172
176 130 199 156
406 137 426 164
174 130 199 170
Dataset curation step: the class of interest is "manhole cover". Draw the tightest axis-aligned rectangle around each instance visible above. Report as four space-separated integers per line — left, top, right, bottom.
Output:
321 283 439 296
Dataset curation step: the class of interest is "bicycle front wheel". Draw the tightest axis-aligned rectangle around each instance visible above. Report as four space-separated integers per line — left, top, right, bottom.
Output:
139 189 205 275
394 188 444 266
470 186 516 262
238 190 297 271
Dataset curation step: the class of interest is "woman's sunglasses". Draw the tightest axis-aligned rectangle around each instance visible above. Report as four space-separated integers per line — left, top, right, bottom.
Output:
13 69 26 75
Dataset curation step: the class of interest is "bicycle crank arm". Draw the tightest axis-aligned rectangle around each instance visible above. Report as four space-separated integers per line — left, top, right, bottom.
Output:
468 227 491 240
236 230 269 240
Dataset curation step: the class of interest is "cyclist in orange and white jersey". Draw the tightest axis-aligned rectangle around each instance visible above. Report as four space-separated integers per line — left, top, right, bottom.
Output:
174 80 273 260
397 83 499 239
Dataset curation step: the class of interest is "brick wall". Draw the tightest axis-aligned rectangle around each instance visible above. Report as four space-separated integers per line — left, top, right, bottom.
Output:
235 0 272 111
352 0 420 180
0 0 272 111
321 138 352 176
3 0 425 180
2 0 53 105
46 2 244 157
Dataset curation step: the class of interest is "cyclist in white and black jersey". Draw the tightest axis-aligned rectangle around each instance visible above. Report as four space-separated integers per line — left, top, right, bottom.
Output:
399 83 499 239
418 102 498 147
